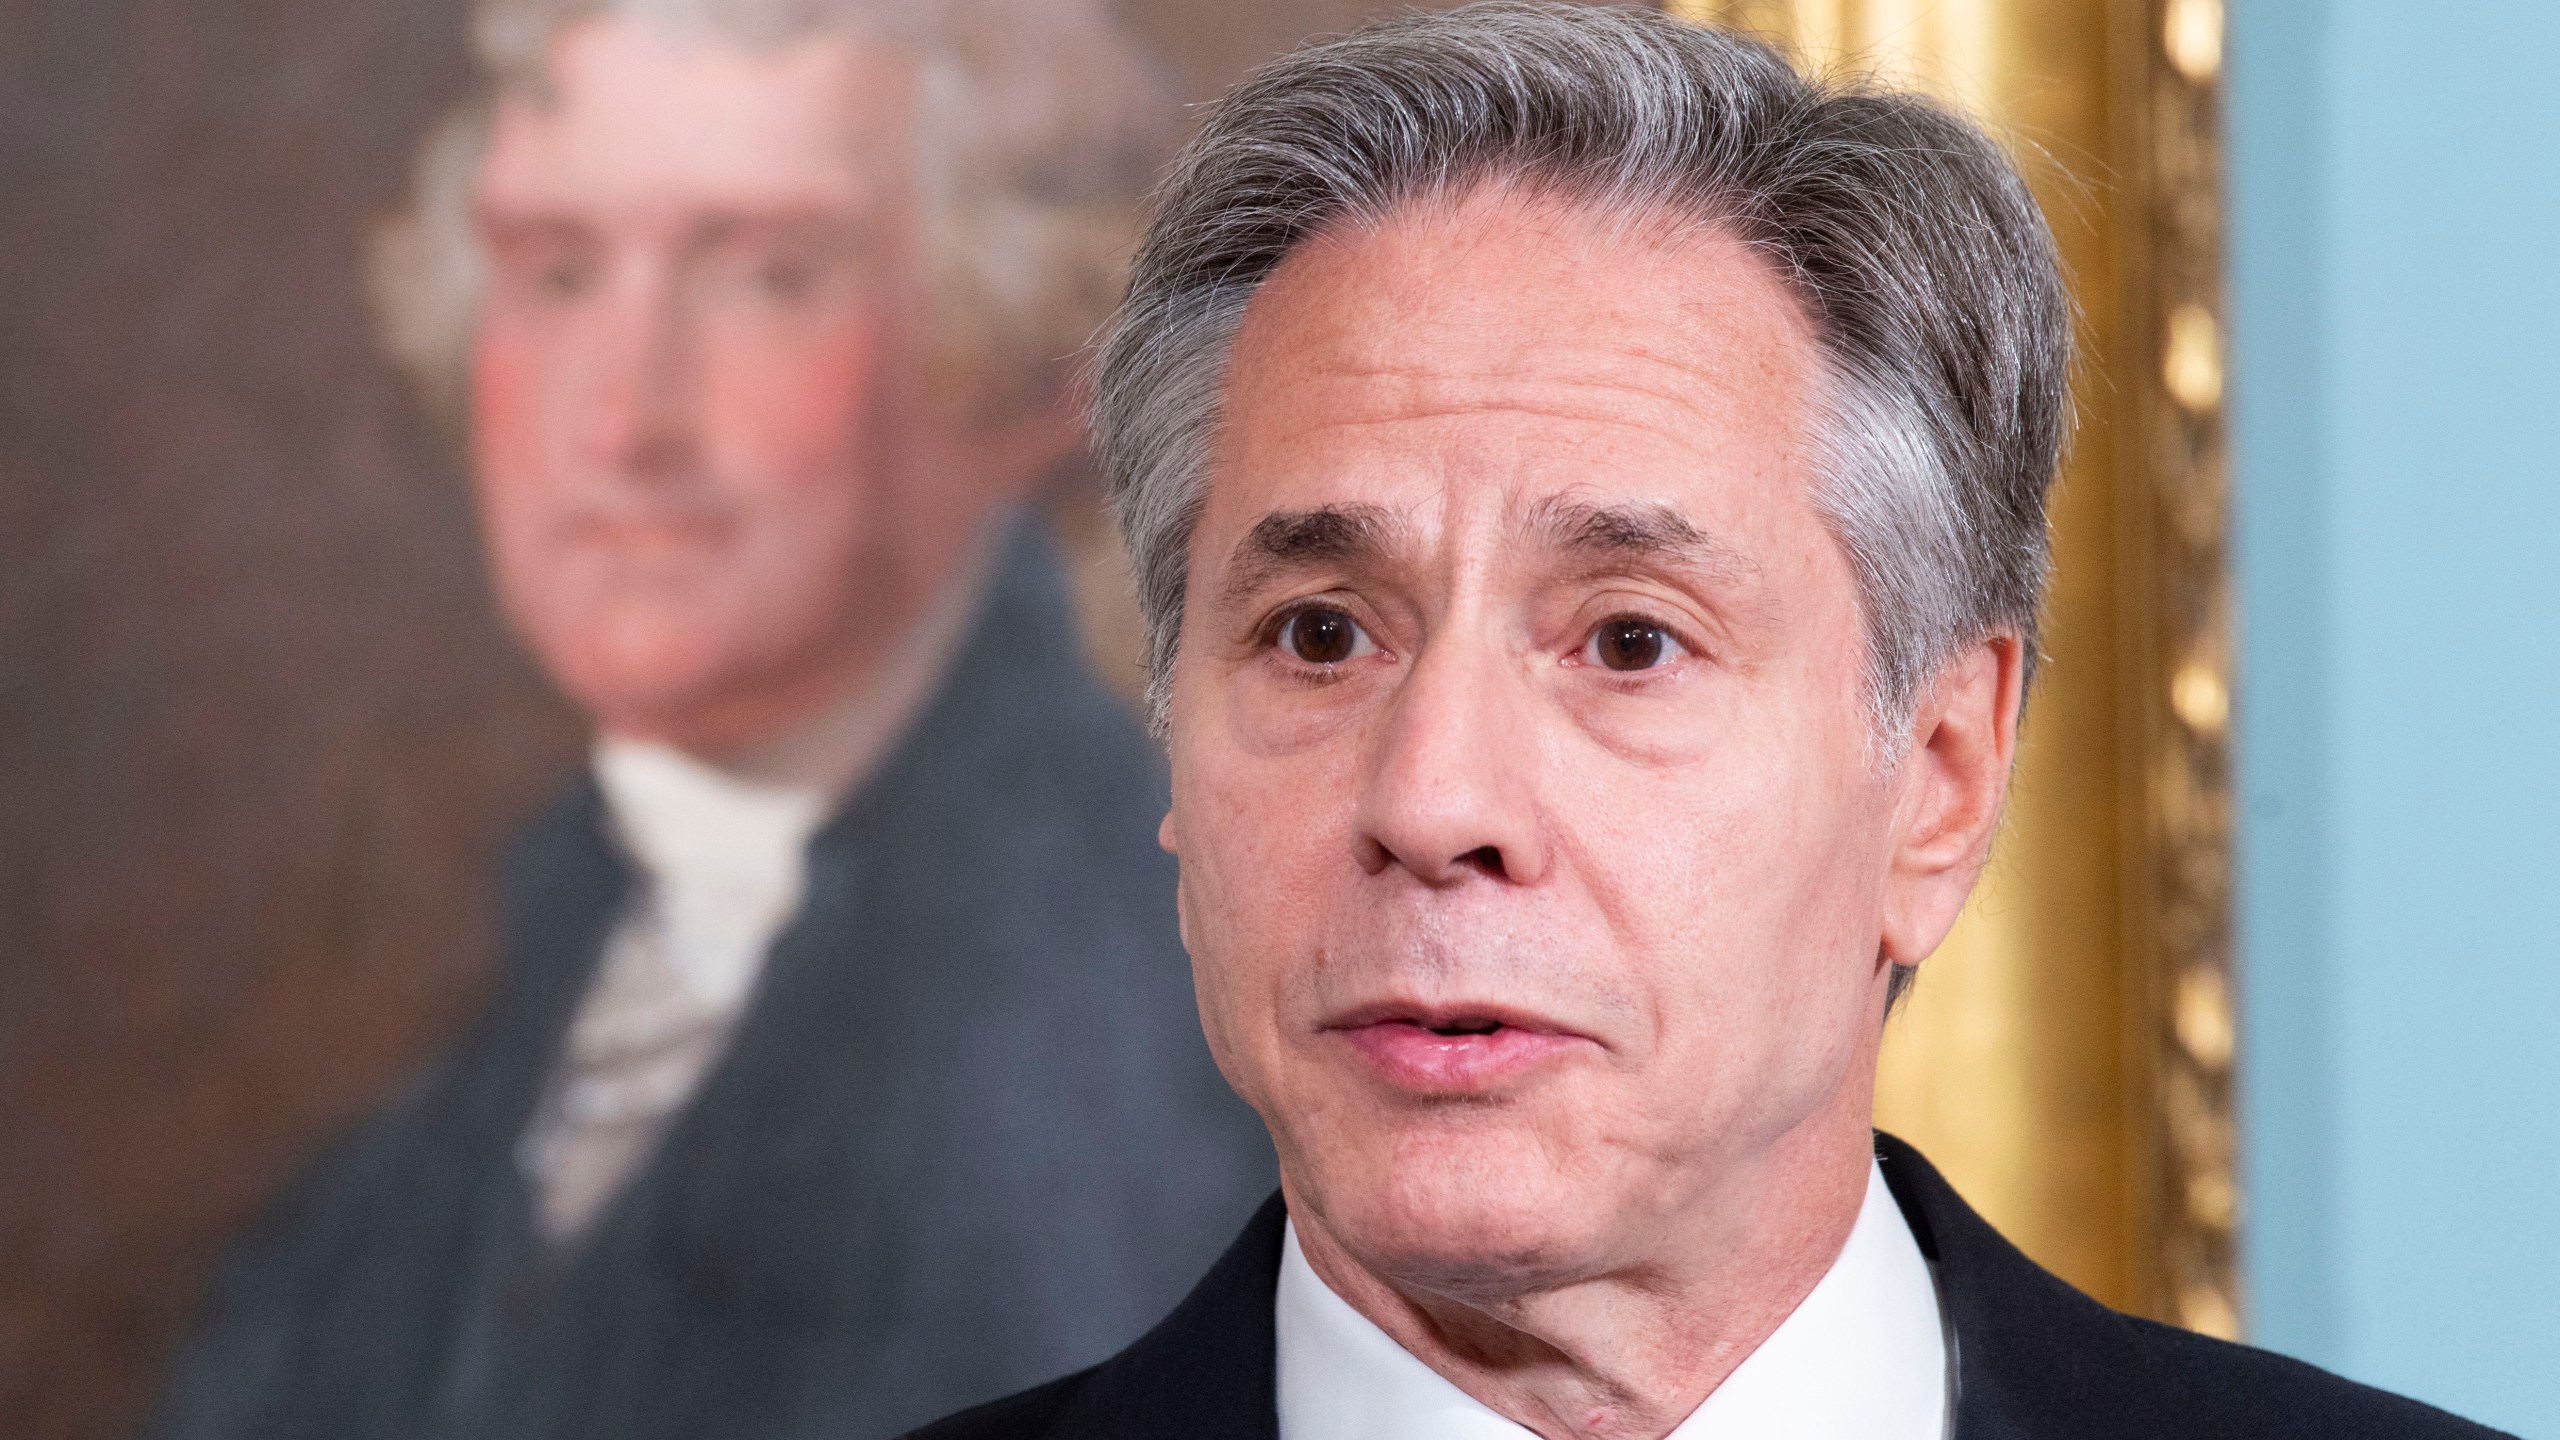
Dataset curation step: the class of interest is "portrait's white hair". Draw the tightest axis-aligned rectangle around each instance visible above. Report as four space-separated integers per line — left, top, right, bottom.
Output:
371 0 1173 424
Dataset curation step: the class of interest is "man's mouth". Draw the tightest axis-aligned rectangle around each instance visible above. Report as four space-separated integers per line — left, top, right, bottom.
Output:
1325 1003 1597 1092
570 512 734 548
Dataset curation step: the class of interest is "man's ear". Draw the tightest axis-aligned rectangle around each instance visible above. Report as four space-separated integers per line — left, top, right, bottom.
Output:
1879 632 2026 967
1159 808 1199 957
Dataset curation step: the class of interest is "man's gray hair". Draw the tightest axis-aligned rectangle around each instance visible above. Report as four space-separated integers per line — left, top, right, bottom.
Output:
374 0 1169 423
1092 1 2070 748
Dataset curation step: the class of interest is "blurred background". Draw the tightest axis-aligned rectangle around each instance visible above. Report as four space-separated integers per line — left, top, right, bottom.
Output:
0 0 2551 1435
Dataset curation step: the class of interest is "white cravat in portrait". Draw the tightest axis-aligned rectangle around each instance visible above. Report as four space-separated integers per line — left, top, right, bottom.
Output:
1276 1160 1951 1440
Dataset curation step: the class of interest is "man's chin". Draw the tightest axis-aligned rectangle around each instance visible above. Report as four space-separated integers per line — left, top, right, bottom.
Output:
1298 1132 1626 1302
549 643 771 750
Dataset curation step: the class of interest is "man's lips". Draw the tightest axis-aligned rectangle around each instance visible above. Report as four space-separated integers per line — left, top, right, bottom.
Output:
564 512 735 548
1324 1003 1599 1092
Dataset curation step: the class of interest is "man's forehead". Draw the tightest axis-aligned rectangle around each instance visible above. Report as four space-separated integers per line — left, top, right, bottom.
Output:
1206 188 1825 569
1232 189 1816 408
475 14 914 218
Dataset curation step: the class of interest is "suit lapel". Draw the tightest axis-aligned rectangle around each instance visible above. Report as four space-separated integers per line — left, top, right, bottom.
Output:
1874 1133 2165 1440
418 781 630 1437
1046 1194 1287 1440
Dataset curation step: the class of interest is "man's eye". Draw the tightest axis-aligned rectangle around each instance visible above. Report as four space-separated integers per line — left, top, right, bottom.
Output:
1276 606 1374 666
699 245 847 310
532 256 595 300
1586 616 1685 672
755 257 816 302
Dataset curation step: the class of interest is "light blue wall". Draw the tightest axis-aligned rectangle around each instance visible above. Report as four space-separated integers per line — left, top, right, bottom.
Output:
2230 2 2560 1433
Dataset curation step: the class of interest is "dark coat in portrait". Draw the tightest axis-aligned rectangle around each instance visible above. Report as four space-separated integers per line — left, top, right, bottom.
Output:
149 524 1277 1440
910 1134 2513 1440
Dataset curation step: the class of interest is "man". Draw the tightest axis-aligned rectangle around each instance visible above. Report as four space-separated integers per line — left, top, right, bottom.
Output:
913 6 2506 1439
149 3 1272 1438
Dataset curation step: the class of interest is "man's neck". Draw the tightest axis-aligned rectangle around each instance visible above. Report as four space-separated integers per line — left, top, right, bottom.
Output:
1285 1109 1876 1440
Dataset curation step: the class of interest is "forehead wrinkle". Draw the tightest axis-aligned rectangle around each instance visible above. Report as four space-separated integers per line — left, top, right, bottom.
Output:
1266 342 1793 456
1243 391 1794 539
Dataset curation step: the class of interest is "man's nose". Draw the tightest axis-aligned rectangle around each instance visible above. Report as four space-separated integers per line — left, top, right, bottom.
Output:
577 264 696 478
1353 633 1549 887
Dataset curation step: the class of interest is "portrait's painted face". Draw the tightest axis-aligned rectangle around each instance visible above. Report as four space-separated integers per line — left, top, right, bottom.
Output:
470 17 973 749
1165 187 2010 1298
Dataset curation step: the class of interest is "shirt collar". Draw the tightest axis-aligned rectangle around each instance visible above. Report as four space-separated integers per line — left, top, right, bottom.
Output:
1275 1160 1949 1440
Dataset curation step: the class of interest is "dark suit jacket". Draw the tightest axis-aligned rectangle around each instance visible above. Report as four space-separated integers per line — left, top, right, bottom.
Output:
910 1133 2509 1440
151 521 1278 1440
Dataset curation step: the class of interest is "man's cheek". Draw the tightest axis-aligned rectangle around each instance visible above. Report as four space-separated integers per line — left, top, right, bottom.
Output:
703 327 883 477
1179 884 1277 1110
1198 790 1325 954
468 332 556 524
1180 804 1295 993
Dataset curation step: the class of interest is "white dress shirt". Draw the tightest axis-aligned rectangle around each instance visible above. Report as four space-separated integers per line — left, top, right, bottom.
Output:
1276 1161 1951 1440
515 528 999 1241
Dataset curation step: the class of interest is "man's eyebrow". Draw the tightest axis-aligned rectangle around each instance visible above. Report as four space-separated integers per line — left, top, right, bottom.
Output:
1526 496 1760 584
472 207 595 244
1216 504 1404 610
690 208 872 248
